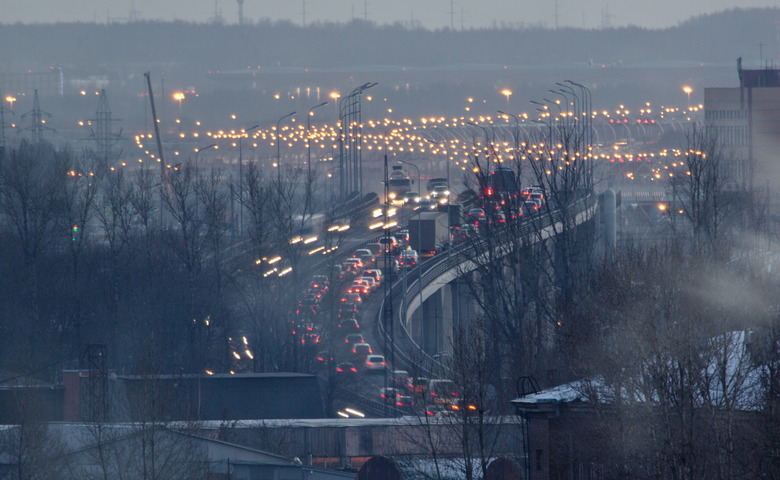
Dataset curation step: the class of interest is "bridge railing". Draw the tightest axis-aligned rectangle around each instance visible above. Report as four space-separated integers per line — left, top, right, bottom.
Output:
384 193 597 378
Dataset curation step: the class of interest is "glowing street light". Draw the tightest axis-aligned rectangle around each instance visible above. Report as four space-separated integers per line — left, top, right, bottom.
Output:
5 95 16 112
172 92 185 111
501 89 512 107
682 86 693 107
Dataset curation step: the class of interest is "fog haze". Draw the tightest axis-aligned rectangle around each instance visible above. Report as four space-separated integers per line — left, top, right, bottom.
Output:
3 0 777 29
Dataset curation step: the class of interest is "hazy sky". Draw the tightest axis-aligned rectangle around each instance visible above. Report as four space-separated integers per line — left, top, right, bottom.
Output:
3 0 776 29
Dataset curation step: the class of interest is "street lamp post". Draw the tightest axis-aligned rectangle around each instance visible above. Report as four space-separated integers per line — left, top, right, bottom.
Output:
195 143 217 178
238 124 260 235
306 102 328 178
5 96 16 113
276 111 296 183
398 158 424 351
194 143 217 218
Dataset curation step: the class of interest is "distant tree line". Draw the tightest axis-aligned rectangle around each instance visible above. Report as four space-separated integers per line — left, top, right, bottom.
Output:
0 7 777 79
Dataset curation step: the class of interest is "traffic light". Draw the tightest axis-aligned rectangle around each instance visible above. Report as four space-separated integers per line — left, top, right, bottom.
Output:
71 224 79 241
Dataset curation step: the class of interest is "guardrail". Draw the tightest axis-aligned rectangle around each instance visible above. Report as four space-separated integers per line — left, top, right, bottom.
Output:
380 193 597 379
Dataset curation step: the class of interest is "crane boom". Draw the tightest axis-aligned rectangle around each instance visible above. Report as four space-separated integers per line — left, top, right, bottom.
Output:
144 71 166 174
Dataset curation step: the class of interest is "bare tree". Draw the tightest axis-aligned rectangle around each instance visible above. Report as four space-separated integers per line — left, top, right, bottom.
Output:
0 140 64 371
668 124 734 258
195 167 233 371
58 147 103 355
162 163 206 372
571 245 764 480
94 166 137 317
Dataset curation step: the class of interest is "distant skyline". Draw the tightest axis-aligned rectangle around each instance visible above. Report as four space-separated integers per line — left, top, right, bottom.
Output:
2 0 777 30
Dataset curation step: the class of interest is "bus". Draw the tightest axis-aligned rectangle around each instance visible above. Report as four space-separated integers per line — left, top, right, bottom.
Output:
387 166 412 204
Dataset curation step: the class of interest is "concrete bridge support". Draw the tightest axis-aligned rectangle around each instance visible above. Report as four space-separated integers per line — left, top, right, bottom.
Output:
410 276 478 358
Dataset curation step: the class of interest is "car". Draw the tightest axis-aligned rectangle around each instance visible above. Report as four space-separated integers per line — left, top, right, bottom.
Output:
340 292 362 307
343 257 364 270
366 242 383 255
347 281 370 296
353 248 375 265
490 210 507 224
402 191 421 204
395 229 410 245
430 185 450 202
408 377 430 395
360 275 378 291
309 274 329 292
523 200 541 214
378 236 400 253
338 304 359 317
427 379 459 405
316 350 333 363
522 185 544 200
391 369 411 389
380 387 404 404
451 224 478 243
338 318 360 331
426 405 457 417
352 342 373 362
345 333 365 345
398 249 419 268
426 177 448 192
416 200 437 211
363 354 386 372
335 362 358 374
364 269 383 284
466 208 486 223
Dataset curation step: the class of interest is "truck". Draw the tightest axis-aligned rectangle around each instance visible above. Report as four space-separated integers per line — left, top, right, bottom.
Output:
407 211 449 258
387 166 413 205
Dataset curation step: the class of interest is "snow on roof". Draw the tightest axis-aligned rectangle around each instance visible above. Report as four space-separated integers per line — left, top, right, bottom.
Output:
512 381 585 405
513 330 767 411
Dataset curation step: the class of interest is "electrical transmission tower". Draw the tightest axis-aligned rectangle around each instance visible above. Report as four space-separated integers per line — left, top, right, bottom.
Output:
21 89 55 144
90 89 122 165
